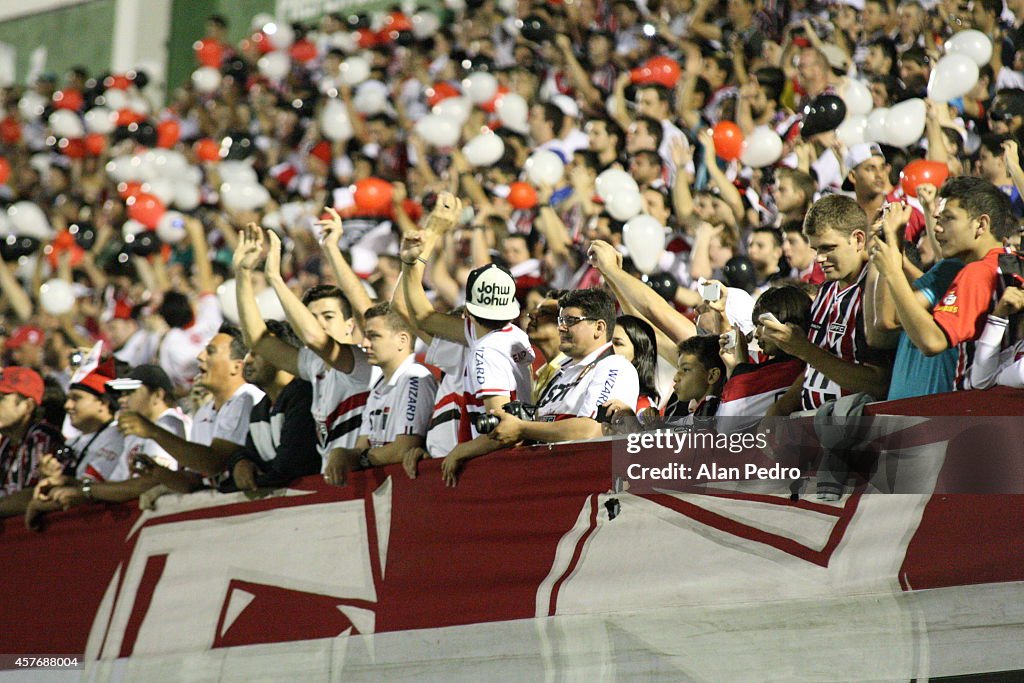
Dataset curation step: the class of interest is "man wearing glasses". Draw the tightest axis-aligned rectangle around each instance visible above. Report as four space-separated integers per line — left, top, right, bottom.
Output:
488 288 639 446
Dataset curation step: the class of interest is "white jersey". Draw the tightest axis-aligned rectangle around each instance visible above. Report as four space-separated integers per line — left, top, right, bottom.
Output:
159 293 223 390
535 343 640 422
424 337 469 458
463 319 535 439
191 383 265 448
123 407 191 471
113 328 160 368
361 355 438 448
71 422 128 483
297 346 373 456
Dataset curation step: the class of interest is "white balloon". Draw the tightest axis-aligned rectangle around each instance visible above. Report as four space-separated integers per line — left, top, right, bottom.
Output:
84 107 117 134
7 201 51 240
839 79 873 117
412 11 441 39
864 108 890 144
256 287 287 321
218 160 258 184
102 88 129 111
321 99 353 142
221 182 271 212
156 210 188 245
105 155 137 183
48 110 84 138
217 279 240 324
340 56 370 86
595 168 639 202
496 92 528 128
414 114 461 148
122 218 147 238
927 54 979 103
28 153 51 175
191 66 222 94
354 80 389 115
39 279 75 315
836 115 868 147
258 51 292 81
739 126 783 168
128 93 150 115
885 98 927 148
462 132 505 166
329 32 359 54
263 22 295 50
623 215 667 274
143 177 176 205
173 181 201 211
605 189 643 221
432 95 472 124
158 150 190 178
462 72 498 105
251 13 274 32
944 29 992 67
445 0 466 11
18 91 47 120
525 149 565 186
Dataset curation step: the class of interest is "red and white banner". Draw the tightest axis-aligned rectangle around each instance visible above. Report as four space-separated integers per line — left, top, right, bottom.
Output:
2 389 1024 681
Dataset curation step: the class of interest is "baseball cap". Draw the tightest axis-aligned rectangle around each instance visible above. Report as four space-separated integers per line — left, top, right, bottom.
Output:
819 44 849 73
464 264 521 321
0 367 44 404
69 358 116 397
841 142 884 191
6 326 44 349
106 364 175 398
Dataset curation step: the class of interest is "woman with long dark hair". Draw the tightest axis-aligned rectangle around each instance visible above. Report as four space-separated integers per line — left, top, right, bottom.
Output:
611 315 661 416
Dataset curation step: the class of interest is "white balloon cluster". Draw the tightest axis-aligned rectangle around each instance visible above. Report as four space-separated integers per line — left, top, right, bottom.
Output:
105 150 204 212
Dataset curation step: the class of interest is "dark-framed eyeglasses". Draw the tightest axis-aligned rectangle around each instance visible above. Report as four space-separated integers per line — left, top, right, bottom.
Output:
558 315 597 328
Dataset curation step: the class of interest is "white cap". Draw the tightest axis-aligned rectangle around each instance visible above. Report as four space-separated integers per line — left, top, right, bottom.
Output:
465 264 520 320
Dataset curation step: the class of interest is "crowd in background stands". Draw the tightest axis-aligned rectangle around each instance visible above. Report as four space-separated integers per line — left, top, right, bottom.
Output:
2 0 1024 528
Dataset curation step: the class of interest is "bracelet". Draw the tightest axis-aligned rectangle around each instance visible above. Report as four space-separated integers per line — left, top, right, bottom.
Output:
401 257 428 266
80 480 94 501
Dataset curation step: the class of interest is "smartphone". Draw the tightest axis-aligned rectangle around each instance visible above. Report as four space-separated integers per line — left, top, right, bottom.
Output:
723 329 737 350
595 405 609 423
701 282 721 301
759 312 781 325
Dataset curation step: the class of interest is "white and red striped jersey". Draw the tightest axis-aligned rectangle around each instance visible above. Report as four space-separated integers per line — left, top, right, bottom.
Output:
296 346 373 458
719 357 806 430
536 343 639 422
463 319 535 439
424 337 469 458
191 383 265 448
361 355 438 448
801 265 886 411
71 423 127 483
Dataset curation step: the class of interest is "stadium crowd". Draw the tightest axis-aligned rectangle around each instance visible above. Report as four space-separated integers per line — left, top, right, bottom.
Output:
1 0 1024 527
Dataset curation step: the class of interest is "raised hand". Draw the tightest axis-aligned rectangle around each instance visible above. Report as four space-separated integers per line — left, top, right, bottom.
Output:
233 222 264 272
315 206 344 250
423 191 462 236
264 229 283 278
587 240 623 273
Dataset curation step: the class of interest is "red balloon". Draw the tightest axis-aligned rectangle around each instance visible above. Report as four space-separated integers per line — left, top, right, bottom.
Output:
0 117 22 144
116 108 145 127
353 178 394 215
195 137 220 162
0 157 9 184
426 81 460 108
251 31 275 55
156 119 181 148
711 121 744 162
386 12 413 32
194 39 225 67
356 28 379 49
508 182 538 210
290 40 318 63
481 85 510 114
630 56 681 88
53 89 84 111
104 74 132 90
84 133 107 156
59 138 87 159
118 180 144 199
900 160 949 198
127 193 166 229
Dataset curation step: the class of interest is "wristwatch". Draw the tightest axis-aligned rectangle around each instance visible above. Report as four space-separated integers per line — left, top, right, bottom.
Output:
358 448 373 469
80 480 94 501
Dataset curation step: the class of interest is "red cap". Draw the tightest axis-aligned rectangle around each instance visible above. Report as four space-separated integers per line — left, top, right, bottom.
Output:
309 140 332 166
0 367 44 404
70 358 116 396
6 326 44 349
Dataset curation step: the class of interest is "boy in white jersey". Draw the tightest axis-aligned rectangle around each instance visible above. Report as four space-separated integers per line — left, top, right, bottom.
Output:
488 287 639 452
233 223 373 467
325 303 436 485
396 193 536 486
